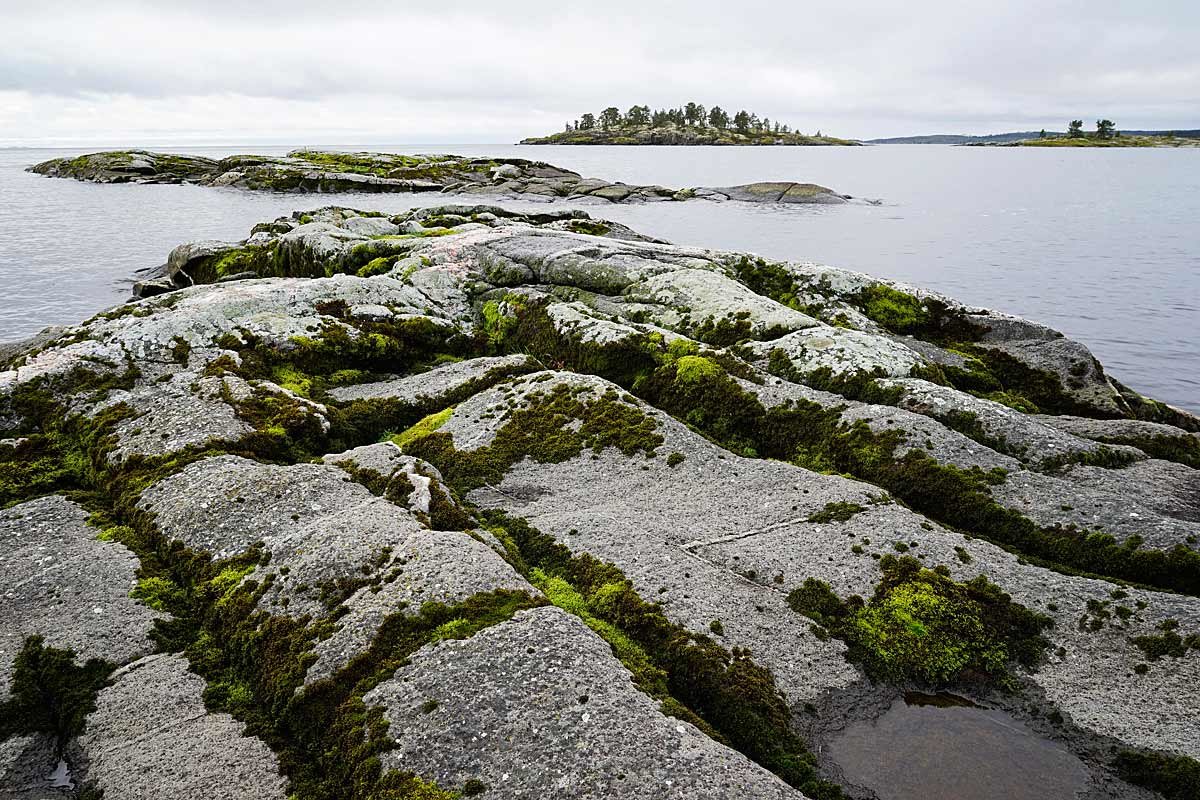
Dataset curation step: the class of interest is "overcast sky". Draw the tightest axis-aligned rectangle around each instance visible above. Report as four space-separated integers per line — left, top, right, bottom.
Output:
2 0 1198 145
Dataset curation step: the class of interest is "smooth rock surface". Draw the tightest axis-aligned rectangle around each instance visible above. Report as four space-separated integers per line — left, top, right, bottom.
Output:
0 496 158 697
364 606 803 799
71 654 287 800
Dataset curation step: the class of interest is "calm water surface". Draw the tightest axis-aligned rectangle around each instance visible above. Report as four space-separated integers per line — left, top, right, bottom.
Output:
827 693 1089 800
0 144 1196 411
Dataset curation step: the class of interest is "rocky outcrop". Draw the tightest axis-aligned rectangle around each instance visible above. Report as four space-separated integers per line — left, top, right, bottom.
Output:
29 150 855 206
27 151 217 184
2 205 1197 799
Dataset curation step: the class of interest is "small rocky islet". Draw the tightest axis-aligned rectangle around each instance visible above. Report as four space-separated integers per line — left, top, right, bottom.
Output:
27 149 857 205
1 198 1198 800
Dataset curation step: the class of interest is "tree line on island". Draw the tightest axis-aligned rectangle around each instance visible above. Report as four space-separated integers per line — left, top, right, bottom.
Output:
564 103 822 137
1040 119 1119 139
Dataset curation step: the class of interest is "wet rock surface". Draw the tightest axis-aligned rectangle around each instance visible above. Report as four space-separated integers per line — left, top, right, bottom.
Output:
0 733 72 799
2 204 1197 799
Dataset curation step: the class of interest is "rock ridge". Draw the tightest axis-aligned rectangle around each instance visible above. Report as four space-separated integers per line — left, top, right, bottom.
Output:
28 149 859 206
1 204 1198 800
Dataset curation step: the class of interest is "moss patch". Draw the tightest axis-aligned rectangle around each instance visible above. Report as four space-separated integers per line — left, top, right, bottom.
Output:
0 636 114 748
788 556 1052 686
1114 750 1200 800
406 382 663 491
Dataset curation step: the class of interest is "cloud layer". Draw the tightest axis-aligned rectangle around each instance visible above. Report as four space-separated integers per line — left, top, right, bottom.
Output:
4 0 1198 143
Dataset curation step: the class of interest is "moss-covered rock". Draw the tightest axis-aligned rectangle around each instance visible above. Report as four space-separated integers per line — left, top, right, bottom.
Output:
2 204 1198 798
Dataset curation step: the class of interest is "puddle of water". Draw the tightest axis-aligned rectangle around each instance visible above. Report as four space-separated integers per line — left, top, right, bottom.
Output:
47 758 73 789
827 692 1089 800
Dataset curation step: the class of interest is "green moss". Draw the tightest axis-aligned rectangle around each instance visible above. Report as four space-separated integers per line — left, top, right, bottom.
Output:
131 575 186 611
430 618 476 641
962 344 1117 418
0 636 114 745
529 568 663 690
170 336 192 366
807 501 866 523
854 285 931 334
566 219 611 236
1085 432 1200 470
355 256 399 278
481 299 518 347
390 407 453 449
405 383 662 492
726 256 816 313
184 244 280 284
675 355 722 383
1131 619 1199 661
0 434 93 509
692 313 756 346
788 556 1052 686
271 364 314 396
461 779 488 796
209 564 257 599
1114 750 1200 800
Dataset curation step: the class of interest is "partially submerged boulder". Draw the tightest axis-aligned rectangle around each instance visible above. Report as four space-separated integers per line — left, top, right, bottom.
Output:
700 182 851 204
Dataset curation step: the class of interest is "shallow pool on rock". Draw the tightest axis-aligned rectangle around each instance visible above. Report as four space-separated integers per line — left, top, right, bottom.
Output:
827 692 1090 800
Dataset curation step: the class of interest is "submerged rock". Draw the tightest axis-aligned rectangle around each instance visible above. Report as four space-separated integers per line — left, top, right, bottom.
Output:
700 182 851 204
1 205 1197 799
29 150 856 206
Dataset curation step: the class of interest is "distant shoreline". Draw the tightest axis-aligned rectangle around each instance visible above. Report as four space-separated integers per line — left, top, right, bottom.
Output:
869 129 1200 146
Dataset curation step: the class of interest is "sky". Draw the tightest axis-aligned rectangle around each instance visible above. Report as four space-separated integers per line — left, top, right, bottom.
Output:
2 0 1198 145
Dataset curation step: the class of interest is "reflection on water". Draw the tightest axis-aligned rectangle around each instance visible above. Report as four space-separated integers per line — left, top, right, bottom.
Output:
1 144 1197 411
828 692 1089 800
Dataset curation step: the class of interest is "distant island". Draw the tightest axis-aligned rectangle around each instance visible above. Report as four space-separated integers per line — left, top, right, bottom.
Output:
871 121 1200 147
519 103 859 146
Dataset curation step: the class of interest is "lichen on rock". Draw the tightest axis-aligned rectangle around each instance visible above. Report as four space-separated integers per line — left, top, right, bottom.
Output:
2 203 1198 799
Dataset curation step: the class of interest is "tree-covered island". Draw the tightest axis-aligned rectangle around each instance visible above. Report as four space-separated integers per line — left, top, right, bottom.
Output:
519 102 859 145
1001 120 1200 147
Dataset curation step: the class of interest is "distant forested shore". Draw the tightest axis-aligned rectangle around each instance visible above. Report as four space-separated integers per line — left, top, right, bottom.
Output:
870 122 1200 146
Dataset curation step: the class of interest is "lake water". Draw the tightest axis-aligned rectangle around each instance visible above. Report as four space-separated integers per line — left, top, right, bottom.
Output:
0 144 1196 411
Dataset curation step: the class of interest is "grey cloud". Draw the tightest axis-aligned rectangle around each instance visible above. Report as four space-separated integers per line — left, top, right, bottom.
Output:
2 0 1197 141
